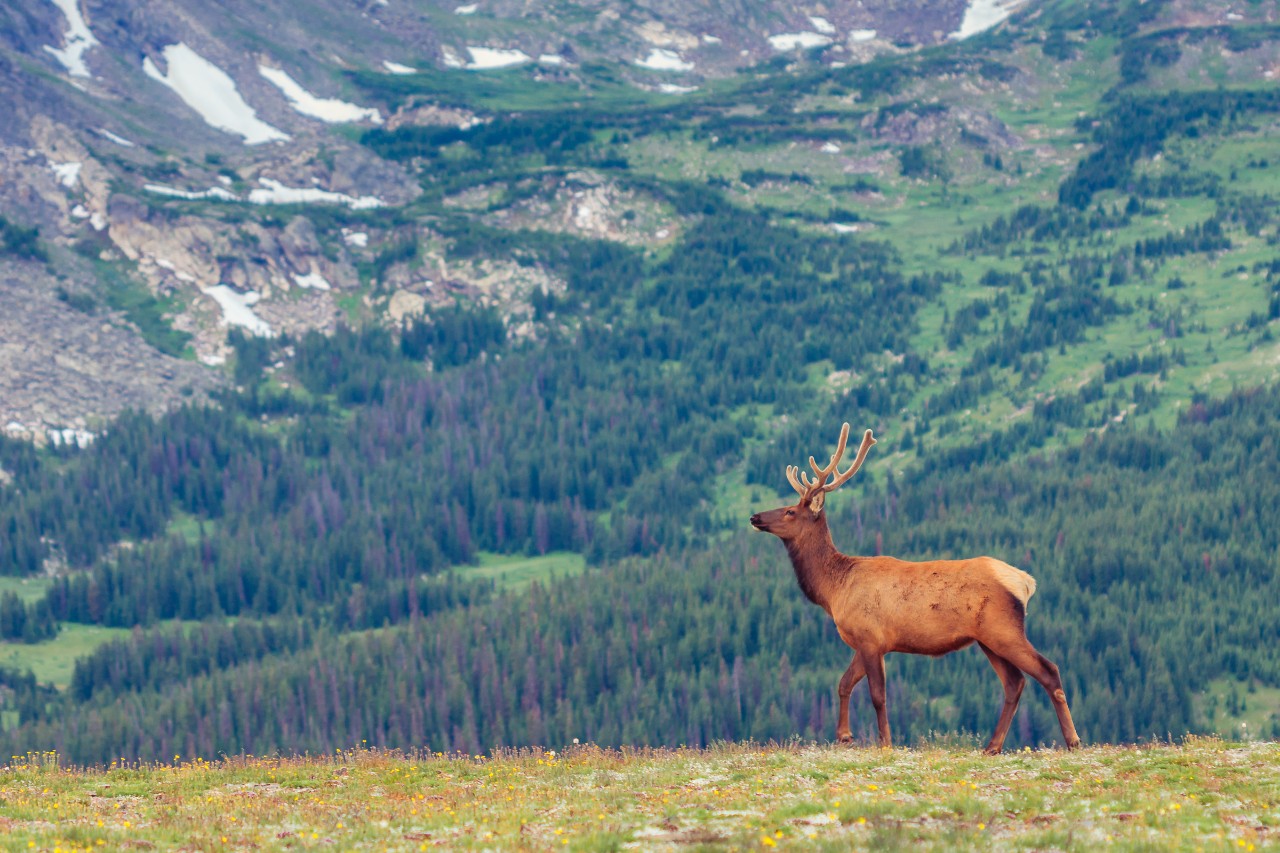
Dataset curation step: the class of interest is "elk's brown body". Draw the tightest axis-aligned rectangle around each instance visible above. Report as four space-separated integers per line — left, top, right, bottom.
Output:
750 424 1081 753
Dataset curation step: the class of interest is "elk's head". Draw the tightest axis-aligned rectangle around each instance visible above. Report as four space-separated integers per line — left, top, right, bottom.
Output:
750 423 876 541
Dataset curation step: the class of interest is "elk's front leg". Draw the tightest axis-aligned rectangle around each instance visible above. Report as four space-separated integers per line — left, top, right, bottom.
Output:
836 654 866 744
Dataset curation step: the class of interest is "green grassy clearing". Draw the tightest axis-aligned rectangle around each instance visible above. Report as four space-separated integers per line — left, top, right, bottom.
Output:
467 551 586 590
164 511 217 544
0 624 132 689
1199 678 1280 741
347 60 673 114
0 741 1274 851
0 576 53 605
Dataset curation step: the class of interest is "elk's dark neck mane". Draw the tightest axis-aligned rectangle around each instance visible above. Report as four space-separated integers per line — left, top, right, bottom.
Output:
782 516 850 609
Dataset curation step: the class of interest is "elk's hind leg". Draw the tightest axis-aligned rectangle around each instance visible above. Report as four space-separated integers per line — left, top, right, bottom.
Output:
836 654 866 744
862 651 892 747
988 639 1081 750
978 642 1025 755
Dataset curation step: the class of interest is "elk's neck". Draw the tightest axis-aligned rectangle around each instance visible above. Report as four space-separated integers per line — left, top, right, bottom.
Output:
783 519 849 610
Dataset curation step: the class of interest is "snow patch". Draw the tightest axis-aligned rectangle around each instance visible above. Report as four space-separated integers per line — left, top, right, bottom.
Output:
441 47 466 69
950 0 1024 40
831 222 860 234
465 47 531 69
143 43 289 145
701 34 722 45
145 183 238 201
96 128 135 147
204 286 272 336
454 3 478 13
538 54 565 66
658 83 698 94
72 204 90 218
145 179 382 209
635 48 695 71
808 16 836 34
850 29 877 42
574 200 595 229
294 271 331 291
259 65 382 124
383 60 417 75
2 422 97 451
248 178 383 209
49 427 95 449
344 231 369 248
44 0 99 78
768 32 833 51
90 212 107 230
153 257 197 283
50 161 81 188
821 142 840 154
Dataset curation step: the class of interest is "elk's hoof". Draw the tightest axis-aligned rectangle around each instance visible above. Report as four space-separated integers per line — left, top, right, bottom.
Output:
837 733 854 745
982 745 1003 756
1066 738 1082 751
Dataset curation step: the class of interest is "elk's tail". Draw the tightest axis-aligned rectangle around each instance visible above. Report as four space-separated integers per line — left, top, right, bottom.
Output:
989 559 1037 607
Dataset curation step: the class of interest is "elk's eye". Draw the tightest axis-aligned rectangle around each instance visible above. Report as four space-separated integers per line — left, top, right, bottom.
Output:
785 510 795 517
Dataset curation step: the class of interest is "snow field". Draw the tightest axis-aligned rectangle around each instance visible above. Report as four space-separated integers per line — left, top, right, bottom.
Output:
635 48 695 71
951 0 1024 39
44 0 98 78
143 44 288 145
96 128 136 147
203 286 272 336
50 161 82 188
259 66 382 124
145 180 383 210
768 32 833 51
294 272 332 291
465 47 532 69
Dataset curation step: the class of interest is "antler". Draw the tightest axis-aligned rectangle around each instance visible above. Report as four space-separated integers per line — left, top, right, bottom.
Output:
786 423 876 500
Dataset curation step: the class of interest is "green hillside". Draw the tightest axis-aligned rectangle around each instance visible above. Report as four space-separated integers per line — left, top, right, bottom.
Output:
2 0 1279 763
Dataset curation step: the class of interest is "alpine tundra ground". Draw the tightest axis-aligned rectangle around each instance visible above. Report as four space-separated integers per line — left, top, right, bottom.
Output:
0 739 1276 851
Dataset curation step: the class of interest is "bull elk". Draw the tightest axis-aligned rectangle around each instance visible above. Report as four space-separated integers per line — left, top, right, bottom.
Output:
749 423 1080 753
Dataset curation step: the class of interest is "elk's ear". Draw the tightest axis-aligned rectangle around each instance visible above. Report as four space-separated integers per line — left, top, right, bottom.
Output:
809 490 826 515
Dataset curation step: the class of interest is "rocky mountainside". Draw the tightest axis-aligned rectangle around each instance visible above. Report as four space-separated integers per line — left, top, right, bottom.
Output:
0 0 1014 441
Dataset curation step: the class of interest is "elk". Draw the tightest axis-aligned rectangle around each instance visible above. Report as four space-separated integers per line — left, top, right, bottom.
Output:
749 423 1080 753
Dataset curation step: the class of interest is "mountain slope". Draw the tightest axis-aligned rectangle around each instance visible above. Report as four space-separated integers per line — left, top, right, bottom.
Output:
1 0 1279 762
0 0 1025 435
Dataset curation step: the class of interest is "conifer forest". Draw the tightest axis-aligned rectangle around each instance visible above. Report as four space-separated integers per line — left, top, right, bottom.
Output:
2 0 1280 766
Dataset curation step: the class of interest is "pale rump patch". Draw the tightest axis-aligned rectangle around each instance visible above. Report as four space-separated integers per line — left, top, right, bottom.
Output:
986 558 1037 605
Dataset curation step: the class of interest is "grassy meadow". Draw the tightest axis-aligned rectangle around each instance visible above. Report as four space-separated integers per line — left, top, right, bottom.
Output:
0 624 130 690
0 740 1276 851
